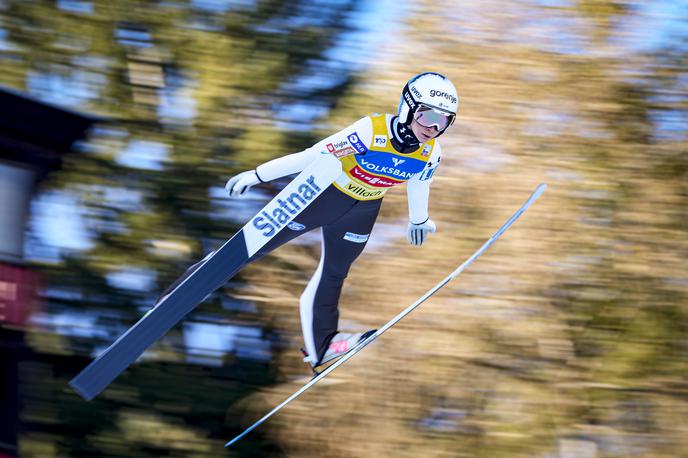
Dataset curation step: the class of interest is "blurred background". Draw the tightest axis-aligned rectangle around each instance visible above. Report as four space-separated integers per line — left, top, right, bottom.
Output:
0 0 686 457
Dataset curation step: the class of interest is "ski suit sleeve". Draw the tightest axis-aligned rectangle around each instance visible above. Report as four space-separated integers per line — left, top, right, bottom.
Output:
407 142 442 224
255 117 373 182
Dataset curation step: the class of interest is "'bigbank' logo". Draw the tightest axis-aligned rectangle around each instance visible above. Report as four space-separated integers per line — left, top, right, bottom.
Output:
252 176 321 236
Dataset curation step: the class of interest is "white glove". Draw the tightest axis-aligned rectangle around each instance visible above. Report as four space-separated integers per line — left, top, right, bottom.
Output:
225 170 261 198
407 219 436 246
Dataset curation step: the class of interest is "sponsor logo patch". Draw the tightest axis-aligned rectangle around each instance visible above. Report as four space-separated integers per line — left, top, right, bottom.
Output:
347 132 368 154
345 183 383 199
403 90 416 109
419 165 437 181
343 232 370 243
288 221 306 231
350 166 401 187
326 141 357 158
358 157 415 179
429 89 457 104
332 146 356 158
374 135 387 147
422 144 431 157
333 140 349 149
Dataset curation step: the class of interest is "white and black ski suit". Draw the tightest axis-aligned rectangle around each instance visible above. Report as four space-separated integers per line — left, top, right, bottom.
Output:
164 113 442 364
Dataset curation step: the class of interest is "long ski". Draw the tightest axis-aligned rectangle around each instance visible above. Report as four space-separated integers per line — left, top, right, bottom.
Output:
225 182 547 447
69 153 342 401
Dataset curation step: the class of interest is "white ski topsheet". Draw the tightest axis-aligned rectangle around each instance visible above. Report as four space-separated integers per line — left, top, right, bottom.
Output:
243 153 342 257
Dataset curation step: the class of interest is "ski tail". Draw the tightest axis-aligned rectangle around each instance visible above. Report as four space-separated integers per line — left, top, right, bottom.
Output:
69 154 342 400
70 231 250 400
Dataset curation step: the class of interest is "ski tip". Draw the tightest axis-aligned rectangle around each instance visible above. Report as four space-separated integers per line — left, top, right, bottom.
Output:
533 182 548 199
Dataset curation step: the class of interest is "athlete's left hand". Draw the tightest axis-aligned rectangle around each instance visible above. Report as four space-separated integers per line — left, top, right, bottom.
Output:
407 219 436 246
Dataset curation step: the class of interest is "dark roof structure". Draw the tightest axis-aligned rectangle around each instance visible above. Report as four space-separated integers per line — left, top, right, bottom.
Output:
0 86 102 180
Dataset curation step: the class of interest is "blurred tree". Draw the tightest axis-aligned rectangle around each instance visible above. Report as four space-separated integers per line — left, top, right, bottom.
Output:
225 0 687 456
0 0 368 456
2 0 687 456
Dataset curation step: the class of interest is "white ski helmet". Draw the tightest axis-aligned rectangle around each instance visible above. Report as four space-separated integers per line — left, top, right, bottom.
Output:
397 72 458 134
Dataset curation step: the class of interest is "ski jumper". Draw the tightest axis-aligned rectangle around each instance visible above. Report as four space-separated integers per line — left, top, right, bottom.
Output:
163 114 442 364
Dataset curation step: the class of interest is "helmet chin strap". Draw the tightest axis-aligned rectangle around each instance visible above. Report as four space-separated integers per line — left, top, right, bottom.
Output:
390 116 420 154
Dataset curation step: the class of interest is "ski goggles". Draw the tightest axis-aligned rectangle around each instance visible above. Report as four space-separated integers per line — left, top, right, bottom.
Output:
414 105 454 130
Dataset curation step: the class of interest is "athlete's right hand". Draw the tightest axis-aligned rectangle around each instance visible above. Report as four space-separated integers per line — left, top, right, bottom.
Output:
225 170 261 198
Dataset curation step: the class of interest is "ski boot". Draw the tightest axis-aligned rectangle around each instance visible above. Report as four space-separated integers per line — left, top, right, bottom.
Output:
301 330 377 375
